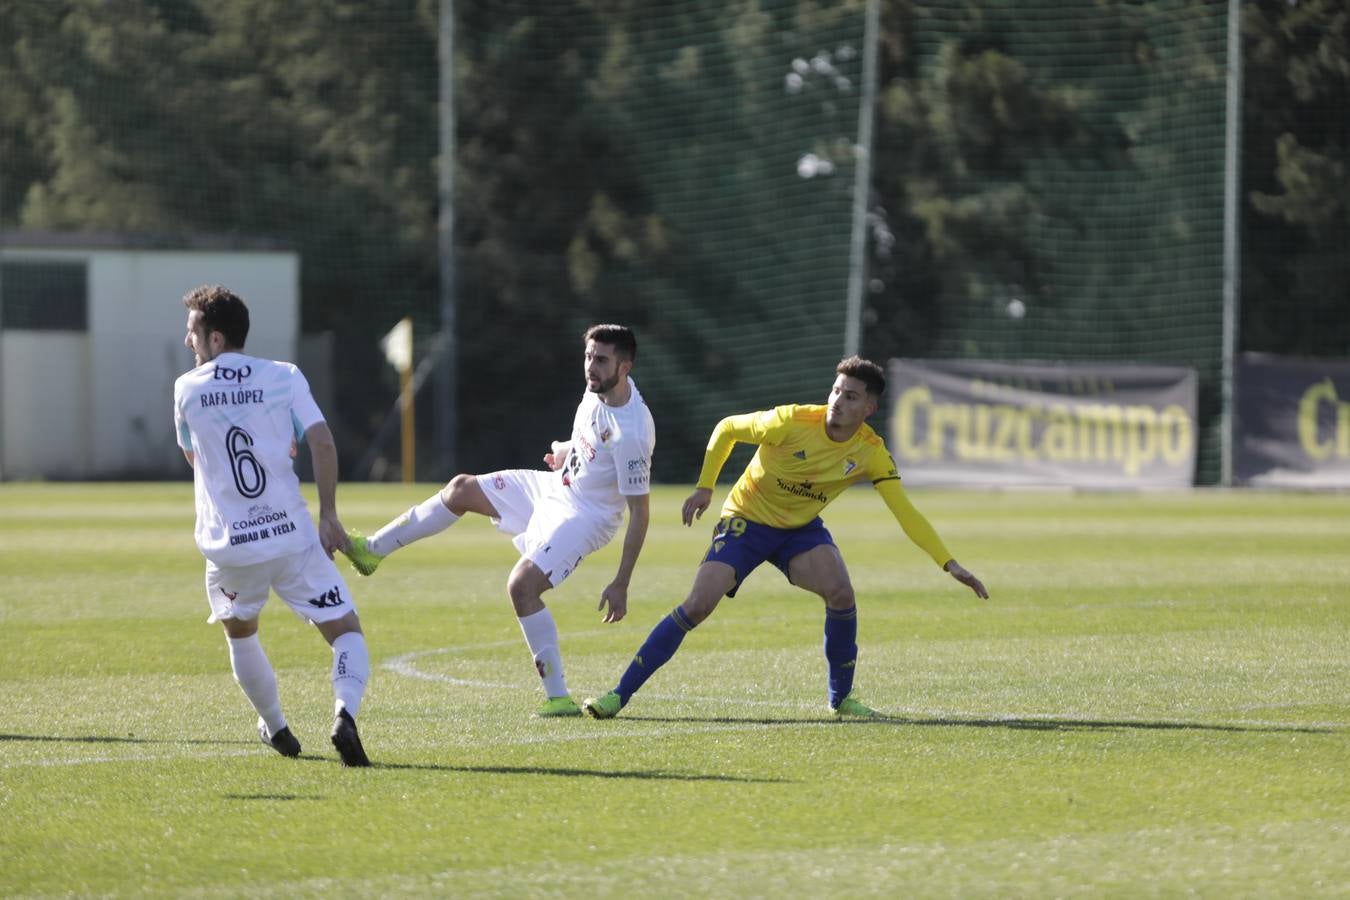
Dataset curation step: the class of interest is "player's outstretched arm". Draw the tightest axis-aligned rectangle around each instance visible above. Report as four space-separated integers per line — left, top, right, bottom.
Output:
689 411 771 503
681 487 713 526
943 560 989 599
874 478 987 598
599 493 650 623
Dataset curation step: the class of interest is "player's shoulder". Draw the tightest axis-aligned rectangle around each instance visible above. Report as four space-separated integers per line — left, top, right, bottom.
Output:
622 380 655 422
250 355 298 375
764 404 825 433
784 403 826 423
856 420 884 445
623 399 656 446
173 365 200 390
173 361 214 395
853 421 890 454
250 357 308 390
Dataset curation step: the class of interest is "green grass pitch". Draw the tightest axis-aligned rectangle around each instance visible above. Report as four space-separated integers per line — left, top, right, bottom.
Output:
1 482 1347 896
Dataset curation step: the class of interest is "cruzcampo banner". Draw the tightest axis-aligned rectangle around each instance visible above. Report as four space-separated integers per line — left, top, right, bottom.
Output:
1235 353 1350 488
887 359 1198 488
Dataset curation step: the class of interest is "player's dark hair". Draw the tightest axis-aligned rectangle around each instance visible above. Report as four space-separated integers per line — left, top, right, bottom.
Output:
584 324 637 362
183 285 250 349
836 355 886 397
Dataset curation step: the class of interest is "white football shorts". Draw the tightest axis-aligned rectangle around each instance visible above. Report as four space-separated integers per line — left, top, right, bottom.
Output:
204 541 355 625
477 469 619 587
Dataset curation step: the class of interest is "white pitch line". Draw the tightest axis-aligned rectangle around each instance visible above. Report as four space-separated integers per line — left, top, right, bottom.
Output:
2 748 264 769
493 719 841 747
381 639 821 710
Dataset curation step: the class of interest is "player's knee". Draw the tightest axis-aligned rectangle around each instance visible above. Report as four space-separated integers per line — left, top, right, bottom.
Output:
441 473 475 508
317 611 362 644
822 582 855 609
505 572 530 604
220 617 258 640
506 569 545 615
681 592 720 625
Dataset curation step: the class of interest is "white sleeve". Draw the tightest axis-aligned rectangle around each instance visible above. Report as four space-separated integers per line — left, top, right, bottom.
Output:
614 419 654 497
290 367 326 432
172 380 192 451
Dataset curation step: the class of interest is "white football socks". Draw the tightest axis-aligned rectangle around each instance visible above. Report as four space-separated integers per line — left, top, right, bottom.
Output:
367 493 460 557
517 608 568 698
331 631 370 719
227 633 286 735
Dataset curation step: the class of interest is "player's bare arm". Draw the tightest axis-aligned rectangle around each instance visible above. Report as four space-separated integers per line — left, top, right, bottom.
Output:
944 559 989 599
305 421 349 559
599 493 650 623
682 487 713 526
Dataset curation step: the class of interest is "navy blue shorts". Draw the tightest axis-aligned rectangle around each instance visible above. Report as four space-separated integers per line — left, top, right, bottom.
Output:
701 515 836 597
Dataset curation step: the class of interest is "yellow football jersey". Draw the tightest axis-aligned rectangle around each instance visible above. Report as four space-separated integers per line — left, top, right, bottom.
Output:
695 404 952 567
695 404 891 526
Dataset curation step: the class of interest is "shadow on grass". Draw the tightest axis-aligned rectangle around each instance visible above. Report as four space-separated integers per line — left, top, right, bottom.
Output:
866 715 1339 735
293 755 788 781
222 793 325 801
621 715 1340 735
0 733 253 746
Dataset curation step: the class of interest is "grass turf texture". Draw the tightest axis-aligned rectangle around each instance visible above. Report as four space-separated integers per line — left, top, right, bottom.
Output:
1 482 1347 897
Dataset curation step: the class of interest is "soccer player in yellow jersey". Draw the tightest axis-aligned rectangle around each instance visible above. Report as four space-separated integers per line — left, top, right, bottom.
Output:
583 356 987 719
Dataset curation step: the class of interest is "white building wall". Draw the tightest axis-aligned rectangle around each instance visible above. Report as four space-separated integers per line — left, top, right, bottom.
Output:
1 332 91 478
1 242 299 479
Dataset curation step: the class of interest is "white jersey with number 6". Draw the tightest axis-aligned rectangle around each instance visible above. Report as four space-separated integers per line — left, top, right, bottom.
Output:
174 351 323 566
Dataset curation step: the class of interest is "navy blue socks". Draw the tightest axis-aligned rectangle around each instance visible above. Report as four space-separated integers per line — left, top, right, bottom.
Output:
615 607 697 703
823 605 858 707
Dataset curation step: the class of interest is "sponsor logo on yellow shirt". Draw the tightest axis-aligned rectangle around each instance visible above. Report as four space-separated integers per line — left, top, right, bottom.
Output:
775 477 828 503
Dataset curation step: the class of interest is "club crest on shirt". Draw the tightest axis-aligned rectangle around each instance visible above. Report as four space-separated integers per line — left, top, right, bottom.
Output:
843 458 858 476
599 428 612 443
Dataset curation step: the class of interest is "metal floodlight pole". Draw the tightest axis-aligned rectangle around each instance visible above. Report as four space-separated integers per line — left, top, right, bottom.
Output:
0 170 6 482
436 0 458 479
843 0 880 359
1220 0 1243 486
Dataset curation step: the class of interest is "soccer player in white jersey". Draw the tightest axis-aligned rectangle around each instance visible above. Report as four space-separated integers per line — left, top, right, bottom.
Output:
343 324 655 717
173 285 372 766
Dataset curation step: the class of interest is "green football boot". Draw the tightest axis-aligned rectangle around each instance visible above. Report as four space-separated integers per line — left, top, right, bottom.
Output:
342 531 383 576
582 691 624 719
831 692 881 719
536 695 583 718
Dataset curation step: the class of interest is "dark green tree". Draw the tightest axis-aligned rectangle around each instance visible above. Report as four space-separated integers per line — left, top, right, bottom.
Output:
3 0 1347 484
865 1 1231 480
1242 0 1350 356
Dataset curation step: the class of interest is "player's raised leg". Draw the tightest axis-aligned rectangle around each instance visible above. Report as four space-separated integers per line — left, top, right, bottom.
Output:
585 560 735 718
787 543 877 719
344 474 498 575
